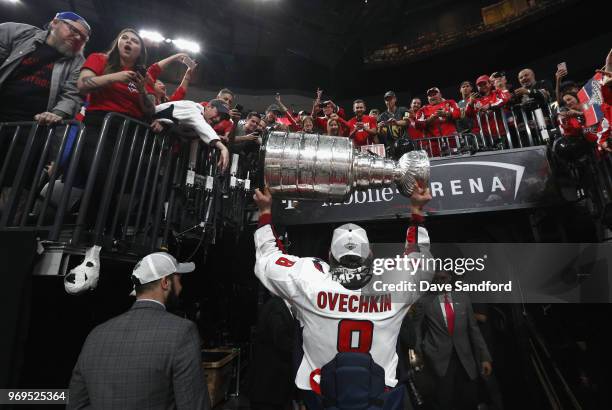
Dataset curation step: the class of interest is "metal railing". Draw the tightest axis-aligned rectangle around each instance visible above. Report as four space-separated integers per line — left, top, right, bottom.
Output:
413 99 561 159
0 113 255 260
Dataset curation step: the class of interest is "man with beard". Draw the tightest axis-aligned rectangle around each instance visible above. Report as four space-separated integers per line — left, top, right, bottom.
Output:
0 12 90 218
0 11 90 123
68 252 210 410
347 99 379 147
405 97 424 140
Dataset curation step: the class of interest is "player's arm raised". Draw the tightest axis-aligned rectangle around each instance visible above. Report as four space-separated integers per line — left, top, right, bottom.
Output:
404 184 432 256
403 184 435 299
253 187 302 300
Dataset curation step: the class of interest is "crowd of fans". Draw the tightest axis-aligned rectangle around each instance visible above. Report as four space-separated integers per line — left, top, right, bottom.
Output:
1 11 611 176
0 11 610 260
1 11 611 410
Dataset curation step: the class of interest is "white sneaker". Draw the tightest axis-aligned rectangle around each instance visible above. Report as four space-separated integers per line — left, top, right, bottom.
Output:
64 245 101 295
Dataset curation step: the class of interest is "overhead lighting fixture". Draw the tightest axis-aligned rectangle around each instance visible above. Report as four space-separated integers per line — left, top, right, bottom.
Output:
139 30 165 43
172 38 201 53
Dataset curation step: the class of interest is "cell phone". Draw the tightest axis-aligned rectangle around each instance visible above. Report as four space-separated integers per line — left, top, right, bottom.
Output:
181 55 196 70
134 65 147 77
558 62 567 71
235 104 243 112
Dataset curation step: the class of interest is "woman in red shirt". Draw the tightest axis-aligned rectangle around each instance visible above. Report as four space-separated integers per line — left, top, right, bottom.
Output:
72 28 154 228
77 28 153 123
558 92 611 153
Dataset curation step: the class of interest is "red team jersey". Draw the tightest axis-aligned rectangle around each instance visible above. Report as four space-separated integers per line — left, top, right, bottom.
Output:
347 115 377 146
82 53 148 120
406 114 424 140
254 214 432 391
464 89 511 137
559 105 611 149
414 100 460 156
416 100 460 137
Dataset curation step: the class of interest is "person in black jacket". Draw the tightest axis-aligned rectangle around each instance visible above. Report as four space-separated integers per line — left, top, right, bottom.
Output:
249 295 296 410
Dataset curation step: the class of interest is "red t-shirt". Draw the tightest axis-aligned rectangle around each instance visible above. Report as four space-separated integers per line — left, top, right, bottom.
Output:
214 119 234 136
347 115 377 146
82 53 146 119
416 100 460 137
406 116 424 139
464 90 510 136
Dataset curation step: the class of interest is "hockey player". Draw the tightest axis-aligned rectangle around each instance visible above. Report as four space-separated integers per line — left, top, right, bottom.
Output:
253 185 433 409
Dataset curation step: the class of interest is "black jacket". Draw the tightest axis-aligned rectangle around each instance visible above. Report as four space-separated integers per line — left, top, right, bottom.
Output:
248 296 296 405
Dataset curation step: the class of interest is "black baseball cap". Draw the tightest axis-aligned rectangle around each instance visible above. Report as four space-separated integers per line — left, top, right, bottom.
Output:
266 104 283 114
208 99 230 118
384 91 396 99
491 71 506 78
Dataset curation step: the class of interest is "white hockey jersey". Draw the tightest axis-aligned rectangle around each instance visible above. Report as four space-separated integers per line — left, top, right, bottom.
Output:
254 216 433 391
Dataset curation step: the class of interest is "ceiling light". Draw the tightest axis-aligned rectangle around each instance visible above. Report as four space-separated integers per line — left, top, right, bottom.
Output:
172 38 201 53
139 30 165 43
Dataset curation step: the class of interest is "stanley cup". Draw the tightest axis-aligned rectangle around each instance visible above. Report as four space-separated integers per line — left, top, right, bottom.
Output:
260 131 430 202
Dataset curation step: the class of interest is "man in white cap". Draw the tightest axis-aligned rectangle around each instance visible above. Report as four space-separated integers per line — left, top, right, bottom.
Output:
68 252 210 410
252 185 432 409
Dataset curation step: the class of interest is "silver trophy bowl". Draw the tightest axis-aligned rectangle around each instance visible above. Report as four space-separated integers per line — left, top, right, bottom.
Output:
259 131 429 202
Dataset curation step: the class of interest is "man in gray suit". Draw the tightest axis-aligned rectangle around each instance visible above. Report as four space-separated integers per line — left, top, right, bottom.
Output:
67 252 210 410
416 271 492 410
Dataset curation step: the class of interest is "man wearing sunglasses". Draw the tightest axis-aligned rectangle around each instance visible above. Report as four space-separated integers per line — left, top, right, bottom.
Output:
0 11 91 124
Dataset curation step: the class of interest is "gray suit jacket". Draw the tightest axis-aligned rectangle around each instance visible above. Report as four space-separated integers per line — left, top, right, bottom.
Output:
0 22 84 118
416 292 491 380
67 300 210 410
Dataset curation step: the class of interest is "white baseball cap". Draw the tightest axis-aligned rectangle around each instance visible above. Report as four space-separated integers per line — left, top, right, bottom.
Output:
130 252 195 295
330 223 370 261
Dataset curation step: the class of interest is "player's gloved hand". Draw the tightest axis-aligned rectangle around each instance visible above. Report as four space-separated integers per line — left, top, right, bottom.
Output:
254 186 273 215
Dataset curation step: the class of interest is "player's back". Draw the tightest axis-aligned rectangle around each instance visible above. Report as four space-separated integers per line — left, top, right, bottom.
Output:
293 265 409 390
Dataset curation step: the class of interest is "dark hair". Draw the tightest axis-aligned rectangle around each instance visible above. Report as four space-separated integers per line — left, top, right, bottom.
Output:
353 99 366 106
560 92 579 106
218 88 234 97
247 111 261 120
103 28 147 74
560 81 578 92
